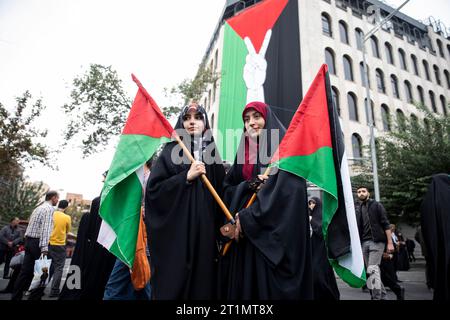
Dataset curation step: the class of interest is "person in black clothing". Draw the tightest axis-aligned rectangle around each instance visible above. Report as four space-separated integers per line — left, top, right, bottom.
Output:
308 197 340 300
220 101 313 300
405 238 416 262
355 186 394 300
59 172 116 300
146 103 225 300
420 173 450 301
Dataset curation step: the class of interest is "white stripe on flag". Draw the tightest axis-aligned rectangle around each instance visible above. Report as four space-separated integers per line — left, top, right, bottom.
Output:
337 151 365 277
135 165 145 189
97 220 117 250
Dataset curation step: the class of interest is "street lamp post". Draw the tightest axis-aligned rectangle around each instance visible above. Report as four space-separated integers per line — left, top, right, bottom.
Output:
362 0 410 202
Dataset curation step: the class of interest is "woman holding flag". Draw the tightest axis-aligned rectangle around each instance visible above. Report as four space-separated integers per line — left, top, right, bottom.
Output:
220 101 313 300
145 103 225 300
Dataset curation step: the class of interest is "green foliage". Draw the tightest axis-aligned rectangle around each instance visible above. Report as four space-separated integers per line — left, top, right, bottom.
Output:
63 64 219 156
0 178 48 221
62 64 132 157
352 104 450 225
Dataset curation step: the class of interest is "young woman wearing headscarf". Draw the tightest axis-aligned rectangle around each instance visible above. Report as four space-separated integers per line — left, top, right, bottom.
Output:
219 101 313 300
145 103 225 300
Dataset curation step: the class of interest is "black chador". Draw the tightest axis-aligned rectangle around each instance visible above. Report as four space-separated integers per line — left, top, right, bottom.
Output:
145 105 225 300
220 101 313 300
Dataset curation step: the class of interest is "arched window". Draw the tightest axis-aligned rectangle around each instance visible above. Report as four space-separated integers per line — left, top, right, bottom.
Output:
339 20 349 44
355 28 364 51
391 75 400 99
210 113 215 129
359 62 370 88
364 98 375 126
417 86 425 106
404 81 413 103
424 118 430 132
433 65 441 85
322 13 332 37
343 55 353 81
440 95 447 116
411 54 419 76
429 91 437 113
325 48 336 75
370 36 380 58
332 86 341 116
381 104 391 131
399 49 407 71
376 68 385 93
385 42 394 65
352 134 363 159
396 109 406 131
445 70 450 89
437 39 444 58
410 114 419 127
348 92 358 121
423 60 431 81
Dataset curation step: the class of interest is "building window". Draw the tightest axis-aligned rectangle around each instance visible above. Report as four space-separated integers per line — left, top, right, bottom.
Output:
445 70 450 89
381 104 391 131
347 92 358 121
359 62 370 88
411 54 419 76
332 86 341 116
410 114 419 127
437 39 444 58
352 133 363 159
355 28 364 51
396 109 406 131
376 68 385 93
214 49 219 71
370 36 380 58
404 81 413 103
429 91 437 113
423 60 431 81
325 48 336 75
322 13 332 37
433 65 441 86
440 95 448 116
391 75 400 99
343 55 353 81
210 113 215 129
399 49 408 71
385 42 394 65
364 98 375 126
339 20 349 44
417 86 425 107
448 44 450 60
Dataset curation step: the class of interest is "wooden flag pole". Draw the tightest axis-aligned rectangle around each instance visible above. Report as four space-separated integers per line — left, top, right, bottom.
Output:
221 166 272 255
174 134 235 224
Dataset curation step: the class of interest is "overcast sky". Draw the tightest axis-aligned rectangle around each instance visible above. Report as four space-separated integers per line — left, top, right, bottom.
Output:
0 0 449 200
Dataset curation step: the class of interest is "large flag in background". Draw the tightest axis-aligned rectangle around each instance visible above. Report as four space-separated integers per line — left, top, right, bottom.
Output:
271 64 366 287
218 0 302 162
98 75 173 268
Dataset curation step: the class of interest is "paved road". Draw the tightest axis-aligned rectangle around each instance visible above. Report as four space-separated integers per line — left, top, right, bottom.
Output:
0 258 432 300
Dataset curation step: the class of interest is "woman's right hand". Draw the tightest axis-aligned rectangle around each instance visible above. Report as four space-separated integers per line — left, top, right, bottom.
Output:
187 161 206 182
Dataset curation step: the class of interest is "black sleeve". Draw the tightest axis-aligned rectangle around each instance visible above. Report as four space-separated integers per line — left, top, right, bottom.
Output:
378 202 391 230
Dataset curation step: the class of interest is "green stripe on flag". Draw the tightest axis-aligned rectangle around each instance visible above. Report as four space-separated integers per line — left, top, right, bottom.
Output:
217 22 248 162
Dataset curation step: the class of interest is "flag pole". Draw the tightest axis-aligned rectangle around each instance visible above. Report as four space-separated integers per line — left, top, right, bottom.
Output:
221 166 272 255
173 134 235 224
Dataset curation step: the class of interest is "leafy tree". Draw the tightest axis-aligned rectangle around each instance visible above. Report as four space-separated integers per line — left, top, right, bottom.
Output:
352 104 450 225
0 179 48 221
0 92 50 221
63 64 219 156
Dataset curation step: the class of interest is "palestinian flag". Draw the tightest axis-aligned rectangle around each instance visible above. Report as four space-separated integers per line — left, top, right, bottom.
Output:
218 0 302 162
271 64 366 287
97 75 173 268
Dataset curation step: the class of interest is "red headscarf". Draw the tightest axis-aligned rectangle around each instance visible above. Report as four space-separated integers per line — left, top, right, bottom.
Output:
242 102 268 180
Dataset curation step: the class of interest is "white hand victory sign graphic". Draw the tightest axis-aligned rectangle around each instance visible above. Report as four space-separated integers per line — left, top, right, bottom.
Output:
243 29 272 103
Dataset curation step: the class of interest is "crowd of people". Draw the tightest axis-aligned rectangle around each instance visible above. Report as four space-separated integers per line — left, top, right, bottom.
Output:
0 101 447 301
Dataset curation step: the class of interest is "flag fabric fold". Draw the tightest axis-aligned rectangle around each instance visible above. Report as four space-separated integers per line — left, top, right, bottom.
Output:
97 74 173 268
271 64 366 287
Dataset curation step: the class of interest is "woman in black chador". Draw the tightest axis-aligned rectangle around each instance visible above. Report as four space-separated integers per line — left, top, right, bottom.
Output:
308 197 340 300
220 101 313 300
145 103 225 300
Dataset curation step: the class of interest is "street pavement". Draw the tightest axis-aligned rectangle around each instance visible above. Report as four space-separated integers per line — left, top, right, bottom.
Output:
0 258 432 301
